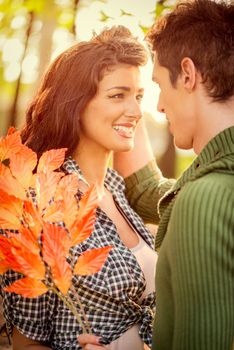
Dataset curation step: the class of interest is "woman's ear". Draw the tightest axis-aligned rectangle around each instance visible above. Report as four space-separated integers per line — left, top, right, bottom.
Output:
180 57 197 92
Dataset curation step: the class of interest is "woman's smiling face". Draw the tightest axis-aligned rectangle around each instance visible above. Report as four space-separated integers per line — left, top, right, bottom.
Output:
78 63 144 155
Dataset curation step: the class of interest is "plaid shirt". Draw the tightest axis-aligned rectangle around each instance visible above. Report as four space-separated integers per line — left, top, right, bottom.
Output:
1 158 156 350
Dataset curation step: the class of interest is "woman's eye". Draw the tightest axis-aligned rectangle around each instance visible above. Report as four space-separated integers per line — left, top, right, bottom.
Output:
136 94 144 102
109 93 124 99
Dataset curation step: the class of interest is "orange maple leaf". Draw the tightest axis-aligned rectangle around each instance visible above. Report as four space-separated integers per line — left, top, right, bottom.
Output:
0 189 23 217
42 222 69 264
0 249 4 260
0 130 22 162
10 246 46 280
23 201 42 240
9 151 37 189
70 211 96 247
0 163 27 200
73 246 112 276
0 248 10 274
4 277 48 298
55 174 79 229
0 190 23 230
0 262 9 274
43 200 64 223
15 143 37 167
34 171 63 213
37 148 67 173
8 228 40 256
7 127 17 136
63 196 78 231
55 173 79 199
49 261 72 295
42 222 71 295
0 233 45 280
0 208 22 230
0 236 24 274
69 185 98 247
76 185 99 222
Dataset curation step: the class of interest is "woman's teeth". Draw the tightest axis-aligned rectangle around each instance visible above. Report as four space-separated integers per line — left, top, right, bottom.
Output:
112 125 134 137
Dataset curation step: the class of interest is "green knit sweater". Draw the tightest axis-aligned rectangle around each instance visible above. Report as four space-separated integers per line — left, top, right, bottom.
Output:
125 127 234 350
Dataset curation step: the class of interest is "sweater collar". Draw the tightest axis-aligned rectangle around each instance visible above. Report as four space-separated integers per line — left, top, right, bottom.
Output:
156 126 234 251
172 126 234 193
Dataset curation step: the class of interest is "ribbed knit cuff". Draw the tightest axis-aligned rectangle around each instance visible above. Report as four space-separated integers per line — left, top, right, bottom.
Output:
125 160 162 190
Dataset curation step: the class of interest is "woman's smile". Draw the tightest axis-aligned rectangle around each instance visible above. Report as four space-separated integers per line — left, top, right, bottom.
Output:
112 123 136 138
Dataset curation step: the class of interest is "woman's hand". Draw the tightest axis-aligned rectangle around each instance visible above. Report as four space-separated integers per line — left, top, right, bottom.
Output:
78 334 108 350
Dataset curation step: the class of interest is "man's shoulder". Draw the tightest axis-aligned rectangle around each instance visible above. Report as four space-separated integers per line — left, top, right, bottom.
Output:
174 172 234 211
181 171 233 195
168 172 234 244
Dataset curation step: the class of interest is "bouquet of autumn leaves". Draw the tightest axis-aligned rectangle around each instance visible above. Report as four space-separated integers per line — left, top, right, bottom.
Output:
0 127 112 333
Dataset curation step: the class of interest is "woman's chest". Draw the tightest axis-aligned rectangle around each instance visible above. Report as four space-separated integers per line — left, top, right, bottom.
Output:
99 192 139 248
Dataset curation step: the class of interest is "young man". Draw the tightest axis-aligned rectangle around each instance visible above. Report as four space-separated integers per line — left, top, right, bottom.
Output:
78 0 234 349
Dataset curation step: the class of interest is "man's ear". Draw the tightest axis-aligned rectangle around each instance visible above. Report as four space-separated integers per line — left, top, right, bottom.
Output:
180 57 197 92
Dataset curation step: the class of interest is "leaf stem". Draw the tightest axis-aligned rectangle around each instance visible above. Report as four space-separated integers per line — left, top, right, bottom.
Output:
50 286 88 334
70 284 92 334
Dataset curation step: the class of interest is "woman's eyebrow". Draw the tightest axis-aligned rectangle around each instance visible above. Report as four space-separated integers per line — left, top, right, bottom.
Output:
105 86 131 91
105 86 144 92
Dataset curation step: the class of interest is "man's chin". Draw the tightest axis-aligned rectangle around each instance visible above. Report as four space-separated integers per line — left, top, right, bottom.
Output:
174 139 193 151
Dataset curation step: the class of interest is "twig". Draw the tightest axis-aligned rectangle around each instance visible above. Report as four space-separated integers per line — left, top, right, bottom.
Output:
50 286 88 334
70 284 92 334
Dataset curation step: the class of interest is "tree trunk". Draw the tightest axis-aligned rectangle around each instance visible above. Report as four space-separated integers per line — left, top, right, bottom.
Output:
8 11 34 128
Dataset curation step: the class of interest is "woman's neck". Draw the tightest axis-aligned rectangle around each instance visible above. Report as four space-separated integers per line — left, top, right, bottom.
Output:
73 146 112 196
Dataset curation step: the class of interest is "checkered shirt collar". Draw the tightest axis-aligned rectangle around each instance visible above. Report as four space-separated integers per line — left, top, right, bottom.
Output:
61 157 126 194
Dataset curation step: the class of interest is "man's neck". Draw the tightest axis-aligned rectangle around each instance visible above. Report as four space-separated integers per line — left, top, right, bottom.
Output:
193 97 234 154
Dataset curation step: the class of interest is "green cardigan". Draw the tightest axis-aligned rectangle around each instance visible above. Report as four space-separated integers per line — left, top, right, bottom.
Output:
125 126 234 350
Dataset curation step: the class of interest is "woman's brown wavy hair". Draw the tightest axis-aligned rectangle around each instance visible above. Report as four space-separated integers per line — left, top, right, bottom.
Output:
21 26 148 158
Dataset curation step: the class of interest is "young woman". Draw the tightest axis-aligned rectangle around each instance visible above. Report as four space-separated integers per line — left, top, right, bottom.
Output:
1 26 157 350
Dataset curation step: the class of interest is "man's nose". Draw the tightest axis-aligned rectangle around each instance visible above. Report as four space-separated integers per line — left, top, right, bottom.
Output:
157 94 165 114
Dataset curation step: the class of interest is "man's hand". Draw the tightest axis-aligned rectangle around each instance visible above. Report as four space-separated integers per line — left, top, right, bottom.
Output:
78 334 108 350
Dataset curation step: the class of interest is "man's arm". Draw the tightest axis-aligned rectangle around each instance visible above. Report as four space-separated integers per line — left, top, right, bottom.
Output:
114 120 175 224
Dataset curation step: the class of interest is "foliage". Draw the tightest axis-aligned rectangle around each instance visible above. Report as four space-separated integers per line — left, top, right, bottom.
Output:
0 127 112 332
175 152 196 178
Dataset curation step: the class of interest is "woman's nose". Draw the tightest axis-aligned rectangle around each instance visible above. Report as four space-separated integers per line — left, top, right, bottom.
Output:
125 100 142 120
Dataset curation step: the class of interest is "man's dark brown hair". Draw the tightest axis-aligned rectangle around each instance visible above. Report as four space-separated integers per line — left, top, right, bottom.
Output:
146 0 234 102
